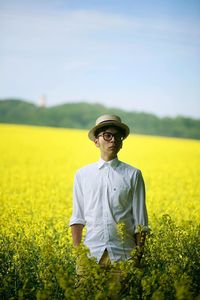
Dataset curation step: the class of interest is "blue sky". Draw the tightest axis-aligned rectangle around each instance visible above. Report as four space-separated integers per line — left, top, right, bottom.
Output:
0 0 200 118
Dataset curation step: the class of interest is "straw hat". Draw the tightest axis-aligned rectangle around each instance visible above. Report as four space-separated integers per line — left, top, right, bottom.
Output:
88 114 130 141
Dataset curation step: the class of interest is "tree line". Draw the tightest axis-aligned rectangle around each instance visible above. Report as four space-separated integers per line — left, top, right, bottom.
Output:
0 99 200 140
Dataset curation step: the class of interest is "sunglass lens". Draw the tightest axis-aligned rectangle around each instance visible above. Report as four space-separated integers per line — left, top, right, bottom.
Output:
103 132 113 141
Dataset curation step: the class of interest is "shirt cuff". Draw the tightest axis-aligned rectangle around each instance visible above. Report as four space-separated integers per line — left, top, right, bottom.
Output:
134 224 149 234
69 217 86 226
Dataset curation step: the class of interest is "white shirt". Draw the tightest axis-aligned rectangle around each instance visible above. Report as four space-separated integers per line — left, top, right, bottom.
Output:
69 157 148 262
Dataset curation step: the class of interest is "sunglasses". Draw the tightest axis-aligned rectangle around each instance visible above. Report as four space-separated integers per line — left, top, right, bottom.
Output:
97 131 124 142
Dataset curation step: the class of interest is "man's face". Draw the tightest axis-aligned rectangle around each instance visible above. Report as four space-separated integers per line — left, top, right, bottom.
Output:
94 127 123 160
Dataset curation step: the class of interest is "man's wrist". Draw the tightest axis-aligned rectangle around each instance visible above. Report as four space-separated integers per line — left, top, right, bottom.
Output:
136 246 144 261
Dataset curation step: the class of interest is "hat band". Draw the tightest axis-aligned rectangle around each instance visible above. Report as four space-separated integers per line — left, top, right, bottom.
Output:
99 120 119 125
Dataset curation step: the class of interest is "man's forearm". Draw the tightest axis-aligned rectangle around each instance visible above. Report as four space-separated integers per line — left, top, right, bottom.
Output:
135 232 146 260
135 232 146 247
71 224 84 247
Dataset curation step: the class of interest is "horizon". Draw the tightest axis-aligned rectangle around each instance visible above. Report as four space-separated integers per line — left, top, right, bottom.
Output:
1 97 200 120
0 0 200 118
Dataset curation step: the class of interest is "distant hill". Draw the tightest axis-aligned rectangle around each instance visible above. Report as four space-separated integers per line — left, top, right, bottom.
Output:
0 98 200 140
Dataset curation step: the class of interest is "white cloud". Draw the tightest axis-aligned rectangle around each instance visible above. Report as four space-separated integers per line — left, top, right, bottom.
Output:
63 61 92 71
1 8 200 48
1 7 199 76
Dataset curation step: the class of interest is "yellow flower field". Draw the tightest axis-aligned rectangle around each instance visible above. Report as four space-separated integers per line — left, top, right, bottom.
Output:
0 123 200 299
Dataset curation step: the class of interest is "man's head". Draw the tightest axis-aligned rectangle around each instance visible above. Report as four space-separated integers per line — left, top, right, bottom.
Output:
88 114 130 141
88 114 130 161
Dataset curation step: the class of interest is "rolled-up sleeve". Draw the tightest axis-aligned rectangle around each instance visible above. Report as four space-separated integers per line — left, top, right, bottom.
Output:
69 171 86 226
132 170 149 233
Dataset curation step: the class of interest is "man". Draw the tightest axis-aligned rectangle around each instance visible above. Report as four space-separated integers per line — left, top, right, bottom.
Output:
69 114 148 278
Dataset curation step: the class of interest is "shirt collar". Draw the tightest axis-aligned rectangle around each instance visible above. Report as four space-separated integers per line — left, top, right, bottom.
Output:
97 157 119 169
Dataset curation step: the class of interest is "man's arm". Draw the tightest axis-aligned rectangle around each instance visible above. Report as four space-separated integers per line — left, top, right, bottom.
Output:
71 224 84 247
69 171 85 247
135 231 146 261
132 170 148 264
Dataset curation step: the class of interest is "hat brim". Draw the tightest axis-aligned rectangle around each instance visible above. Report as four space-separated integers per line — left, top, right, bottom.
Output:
88 121 130 141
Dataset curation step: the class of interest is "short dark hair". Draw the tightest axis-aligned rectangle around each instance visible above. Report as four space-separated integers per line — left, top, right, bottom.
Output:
94 125 125 139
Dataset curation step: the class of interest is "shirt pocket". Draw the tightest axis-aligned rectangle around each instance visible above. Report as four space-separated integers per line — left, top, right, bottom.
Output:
111 181 132 210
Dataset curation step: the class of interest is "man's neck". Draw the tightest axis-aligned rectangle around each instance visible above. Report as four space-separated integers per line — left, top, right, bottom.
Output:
101 155 117 162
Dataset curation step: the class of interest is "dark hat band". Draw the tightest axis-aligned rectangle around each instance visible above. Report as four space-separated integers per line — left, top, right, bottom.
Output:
99 120 119 125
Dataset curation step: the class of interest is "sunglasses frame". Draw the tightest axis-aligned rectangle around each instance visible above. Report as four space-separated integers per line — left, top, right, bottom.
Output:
97 131 124 142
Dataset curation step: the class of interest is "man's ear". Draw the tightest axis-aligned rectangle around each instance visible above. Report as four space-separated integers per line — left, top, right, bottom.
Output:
94 138 100 148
